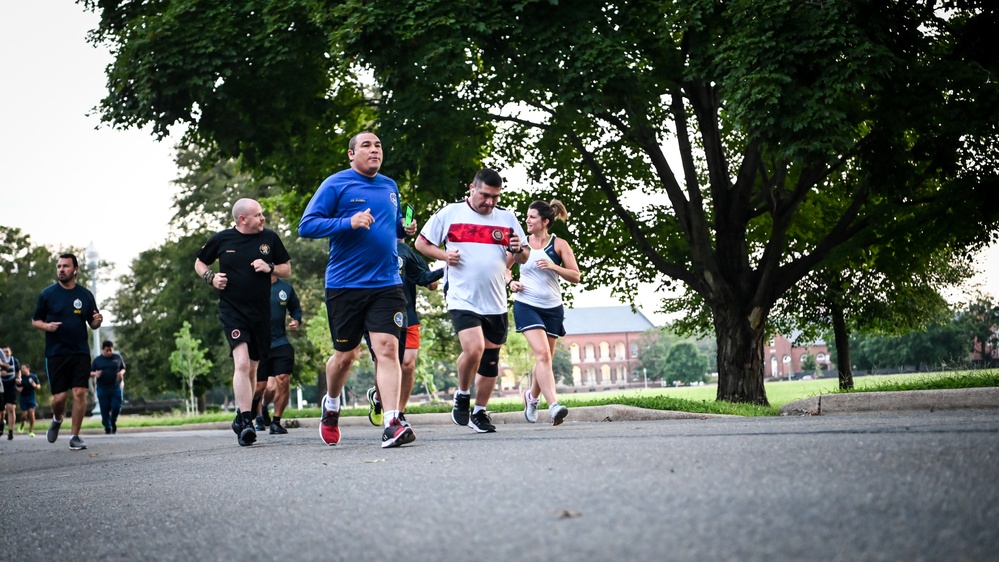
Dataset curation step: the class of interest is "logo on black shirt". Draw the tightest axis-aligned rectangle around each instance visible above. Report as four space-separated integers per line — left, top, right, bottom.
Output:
259 244 271 256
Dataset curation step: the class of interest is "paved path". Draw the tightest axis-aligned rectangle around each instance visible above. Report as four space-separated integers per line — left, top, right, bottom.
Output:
2 409 997 561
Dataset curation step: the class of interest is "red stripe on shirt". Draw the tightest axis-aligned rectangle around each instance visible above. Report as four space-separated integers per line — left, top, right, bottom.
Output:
446 223 511 246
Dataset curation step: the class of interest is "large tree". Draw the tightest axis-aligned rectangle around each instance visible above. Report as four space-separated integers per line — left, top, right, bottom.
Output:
85 0 999 404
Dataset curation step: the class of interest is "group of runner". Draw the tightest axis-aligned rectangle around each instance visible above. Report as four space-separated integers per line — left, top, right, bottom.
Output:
28 130 581 451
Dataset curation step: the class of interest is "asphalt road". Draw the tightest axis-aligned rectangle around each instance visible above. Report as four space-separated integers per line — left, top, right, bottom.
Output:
2 410 997 561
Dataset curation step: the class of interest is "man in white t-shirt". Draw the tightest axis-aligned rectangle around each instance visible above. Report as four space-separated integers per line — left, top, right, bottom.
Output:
415 168 529 432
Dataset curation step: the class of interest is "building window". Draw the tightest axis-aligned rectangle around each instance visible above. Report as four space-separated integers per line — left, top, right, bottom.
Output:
599 342 610 361
631 343 639 357
569 343 580 363
585 344 595 361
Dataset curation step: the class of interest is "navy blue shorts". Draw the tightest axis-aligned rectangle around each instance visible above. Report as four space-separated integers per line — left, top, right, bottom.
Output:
513 301 566 338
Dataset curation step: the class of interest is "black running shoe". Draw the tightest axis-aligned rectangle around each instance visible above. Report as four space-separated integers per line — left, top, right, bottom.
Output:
398 412 410 428
269 422 288 435
451 393 470 426
238 425 257 446
381 418 416 448
254 415 267 431
231 412 243 435
468 410 497 433
69 435 87 450
47 418 62 443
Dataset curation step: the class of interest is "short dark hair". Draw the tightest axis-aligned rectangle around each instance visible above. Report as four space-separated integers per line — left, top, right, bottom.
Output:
473 168 503 189
348 131 375 152
102 340 114 349
59 253 79 269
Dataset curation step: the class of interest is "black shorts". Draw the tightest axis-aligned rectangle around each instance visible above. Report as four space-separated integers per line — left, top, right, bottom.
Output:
46 355 91 395
449 310 509 345
513 301 566 338
326 286 406 352
220 310 270 362
2 379 16 405
257 343 295 382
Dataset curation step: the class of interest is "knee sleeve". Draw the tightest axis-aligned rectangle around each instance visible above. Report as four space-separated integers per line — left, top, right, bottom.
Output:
477 348 501 378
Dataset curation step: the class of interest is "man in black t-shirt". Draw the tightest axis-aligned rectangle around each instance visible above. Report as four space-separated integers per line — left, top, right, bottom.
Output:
195 198 292 447
31 253 103 450
90 340 126 434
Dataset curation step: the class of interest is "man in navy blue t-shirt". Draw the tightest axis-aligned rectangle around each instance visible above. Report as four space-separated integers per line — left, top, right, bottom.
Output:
32 253 103 450
90 340 126 434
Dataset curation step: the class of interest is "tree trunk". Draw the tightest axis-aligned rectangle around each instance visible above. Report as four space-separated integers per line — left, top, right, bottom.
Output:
831 304 854 390
714 306 769 406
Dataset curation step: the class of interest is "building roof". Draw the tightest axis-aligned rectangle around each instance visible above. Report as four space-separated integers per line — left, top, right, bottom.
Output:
563 306 657 335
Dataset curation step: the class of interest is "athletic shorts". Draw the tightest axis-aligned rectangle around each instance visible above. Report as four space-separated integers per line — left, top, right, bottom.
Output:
405 324 421 350
219 310 270 362
2 379 16 405
257 343 295 382
449 310 509 345
326 286 406 352
513 301 566 338
46 355 91 395
20 396 37 411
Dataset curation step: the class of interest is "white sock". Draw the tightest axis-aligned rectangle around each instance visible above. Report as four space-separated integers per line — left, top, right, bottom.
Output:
549 401 560 410
472 405 486 414
384 410 400 426
324 394 340 411
456 389 470 397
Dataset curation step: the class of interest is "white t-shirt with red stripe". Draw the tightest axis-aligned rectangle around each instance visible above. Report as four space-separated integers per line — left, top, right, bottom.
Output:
419 199 526 315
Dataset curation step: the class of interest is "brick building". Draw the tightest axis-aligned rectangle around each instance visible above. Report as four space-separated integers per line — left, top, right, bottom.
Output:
558 306 657 388
764 332 834 379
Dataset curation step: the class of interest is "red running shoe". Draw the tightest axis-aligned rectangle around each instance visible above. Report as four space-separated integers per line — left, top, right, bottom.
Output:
320 406 341 445
381 418 416 449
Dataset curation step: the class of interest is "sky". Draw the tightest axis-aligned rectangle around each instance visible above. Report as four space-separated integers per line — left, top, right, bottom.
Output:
2 1 997 327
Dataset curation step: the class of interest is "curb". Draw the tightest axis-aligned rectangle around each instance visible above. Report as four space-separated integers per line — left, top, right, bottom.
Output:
779 386 999 416
95 405 732 434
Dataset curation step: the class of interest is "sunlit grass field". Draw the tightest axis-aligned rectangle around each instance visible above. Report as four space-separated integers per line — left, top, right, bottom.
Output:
83 369 998 429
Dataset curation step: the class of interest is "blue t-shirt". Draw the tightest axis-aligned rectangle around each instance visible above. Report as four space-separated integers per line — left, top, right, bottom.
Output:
17 373 39 399
299 168 406 289
269 279 303 348
32 283 99 357
92 353 126 388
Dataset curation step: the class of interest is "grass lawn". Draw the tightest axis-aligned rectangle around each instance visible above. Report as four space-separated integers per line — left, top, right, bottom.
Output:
83 369 998 429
